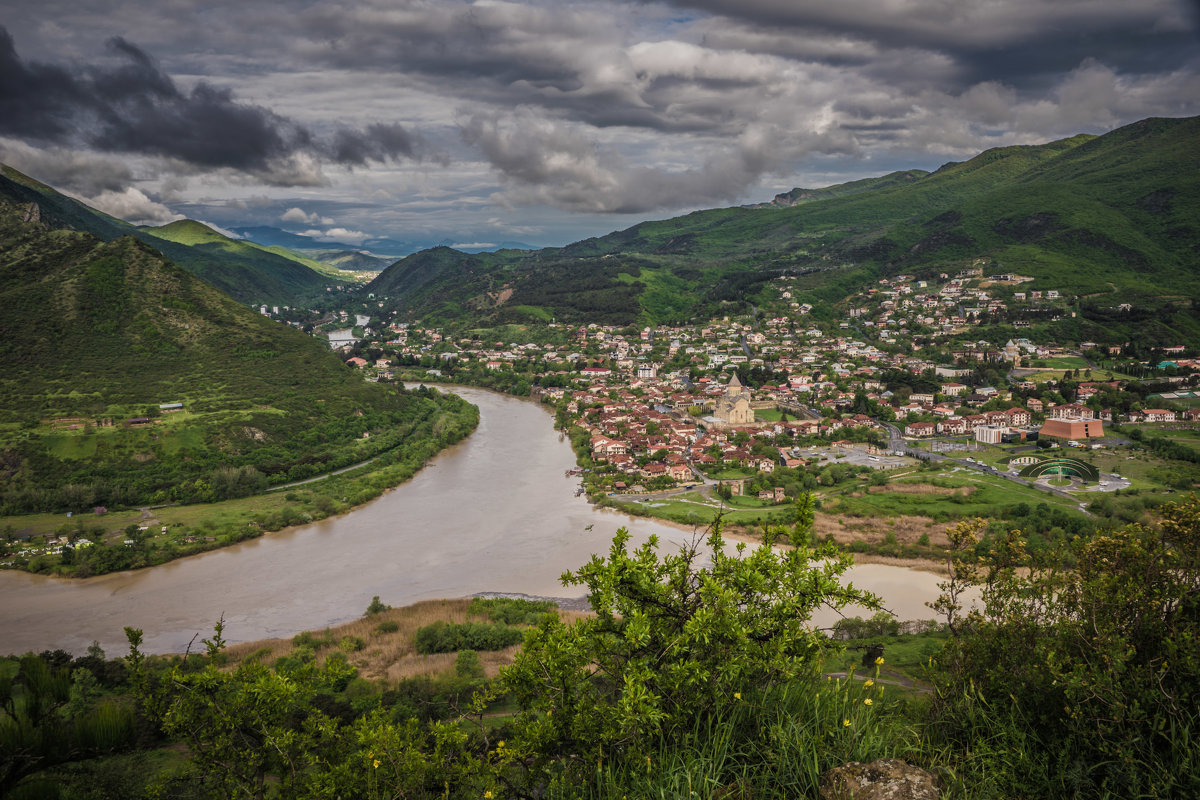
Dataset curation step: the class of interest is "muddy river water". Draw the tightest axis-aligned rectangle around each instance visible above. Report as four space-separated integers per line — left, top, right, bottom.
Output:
0 387 952 655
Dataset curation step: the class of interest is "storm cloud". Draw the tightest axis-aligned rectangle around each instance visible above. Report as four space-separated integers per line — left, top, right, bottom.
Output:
0 27 426 182
0 0 1196 245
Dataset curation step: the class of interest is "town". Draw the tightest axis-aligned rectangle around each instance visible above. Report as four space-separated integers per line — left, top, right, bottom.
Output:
288 267 1199 546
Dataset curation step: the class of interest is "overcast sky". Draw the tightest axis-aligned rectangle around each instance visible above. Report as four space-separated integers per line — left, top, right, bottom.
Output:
2 0 1198 251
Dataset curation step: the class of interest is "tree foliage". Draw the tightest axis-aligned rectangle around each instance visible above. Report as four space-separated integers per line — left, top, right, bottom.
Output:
929 496 1200 797
496 498 880 788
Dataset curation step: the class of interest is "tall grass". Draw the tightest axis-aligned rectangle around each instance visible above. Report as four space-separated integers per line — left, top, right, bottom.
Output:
553 664 922 800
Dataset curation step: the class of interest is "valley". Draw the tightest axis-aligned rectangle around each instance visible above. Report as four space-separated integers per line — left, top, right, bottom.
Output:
0 115 1197 800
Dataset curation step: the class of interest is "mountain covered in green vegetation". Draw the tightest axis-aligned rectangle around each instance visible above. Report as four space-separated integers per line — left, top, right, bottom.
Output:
312 249 393 271
0 199 475 515
0 166 332 305
366 116 1200 330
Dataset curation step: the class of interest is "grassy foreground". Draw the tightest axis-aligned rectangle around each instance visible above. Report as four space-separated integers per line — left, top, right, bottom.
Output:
7 496 1199 798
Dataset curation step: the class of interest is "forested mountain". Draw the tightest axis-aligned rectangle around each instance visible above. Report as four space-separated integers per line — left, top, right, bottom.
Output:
0 166 331 305
0 199 470 514
365 116 1200 327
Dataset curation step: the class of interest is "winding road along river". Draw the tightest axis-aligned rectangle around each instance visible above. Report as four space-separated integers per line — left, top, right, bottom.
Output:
0 388 952 655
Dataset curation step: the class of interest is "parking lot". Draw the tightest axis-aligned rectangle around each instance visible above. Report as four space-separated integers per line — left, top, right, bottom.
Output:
792 443 914 470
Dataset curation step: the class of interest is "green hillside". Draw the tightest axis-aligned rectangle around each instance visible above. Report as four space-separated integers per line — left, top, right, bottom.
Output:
0 165 132 241
312 249 392 271
136 220 333 302
0 200 473 515
0 167 332 305
763 169 930 207
364 116 1200 327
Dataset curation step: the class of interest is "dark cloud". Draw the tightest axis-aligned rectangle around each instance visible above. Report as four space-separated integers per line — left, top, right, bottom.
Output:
327 123 420 165
0 139 134 195
661 0 1200 90
2 1 1198 240
461 108 858 213
0 27 426 179
0 27 90 140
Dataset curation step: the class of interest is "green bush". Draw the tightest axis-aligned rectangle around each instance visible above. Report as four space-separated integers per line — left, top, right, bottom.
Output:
338 635 365 653
928 497 1200 797
374 620 399 635
467 596 556 625
412 621 524 654
496 498 880 789
364 595 391 616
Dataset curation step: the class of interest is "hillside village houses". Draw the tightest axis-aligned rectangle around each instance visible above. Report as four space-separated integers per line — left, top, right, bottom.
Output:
324 270 1197 491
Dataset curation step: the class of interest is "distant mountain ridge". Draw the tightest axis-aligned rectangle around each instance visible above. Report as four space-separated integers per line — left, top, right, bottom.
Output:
312 250 394 272
0 167 330 305
363 116 1200 338
762 169 930 207
231 226 536 259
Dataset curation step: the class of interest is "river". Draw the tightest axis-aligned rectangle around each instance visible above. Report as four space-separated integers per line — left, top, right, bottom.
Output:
0 387 953 655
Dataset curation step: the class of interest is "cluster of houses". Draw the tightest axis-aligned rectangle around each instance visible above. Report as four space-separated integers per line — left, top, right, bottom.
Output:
308 268 1197 492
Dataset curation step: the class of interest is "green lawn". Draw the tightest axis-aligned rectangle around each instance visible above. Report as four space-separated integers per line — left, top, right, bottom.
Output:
1021 368 1140 383
709 468 757 480
822 470 1083 521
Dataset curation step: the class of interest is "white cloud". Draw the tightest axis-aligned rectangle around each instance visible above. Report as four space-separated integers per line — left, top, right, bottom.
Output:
86 187 184 225
0 139 135 195
281 206 316 223
302 226 370 244
280 206 334 225
199 219 241 239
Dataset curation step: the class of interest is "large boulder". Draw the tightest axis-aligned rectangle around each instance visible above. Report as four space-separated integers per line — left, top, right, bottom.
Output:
818 758 939 800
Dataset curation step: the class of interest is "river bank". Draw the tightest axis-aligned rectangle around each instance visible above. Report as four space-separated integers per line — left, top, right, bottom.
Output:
0 387 956 656
0 389 479 578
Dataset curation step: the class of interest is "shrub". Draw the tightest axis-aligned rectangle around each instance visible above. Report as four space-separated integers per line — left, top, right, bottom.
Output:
374 620 399 635
929 497 1200 797
364 595 391 617
454 650 484 680
496 499 880 788
467 597 556 625
413 621 524 654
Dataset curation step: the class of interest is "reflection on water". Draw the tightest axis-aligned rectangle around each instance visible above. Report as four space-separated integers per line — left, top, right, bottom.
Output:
0 387 957 655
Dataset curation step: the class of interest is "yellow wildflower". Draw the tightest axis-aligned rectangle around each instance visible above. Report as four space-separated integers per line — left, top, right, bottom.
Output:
864 680 874 688
373 759 380 769
875 656 884 665
733 692 742 700
843 719 851 727
864 698 873 706
485 792 494 799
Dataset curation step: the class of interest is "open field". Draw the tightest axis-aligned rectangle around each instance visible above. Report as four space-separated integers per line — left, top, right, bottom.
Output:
1021 368 1139 382
823 469 1083 520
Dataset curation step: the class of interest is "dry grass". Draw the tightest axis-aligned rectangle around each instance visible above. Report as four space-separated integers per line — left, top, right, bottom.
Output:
222 598 592 682
867 483 976 497
813 512 953 548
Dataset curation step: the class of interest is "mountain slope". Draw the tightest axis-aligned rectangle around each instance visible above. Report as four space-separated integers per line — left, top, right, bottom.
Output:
763 169 930 207
313 250 392 271
0 167 331 305
135 219 332 303
363 116 1200 326
0 200 468 514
